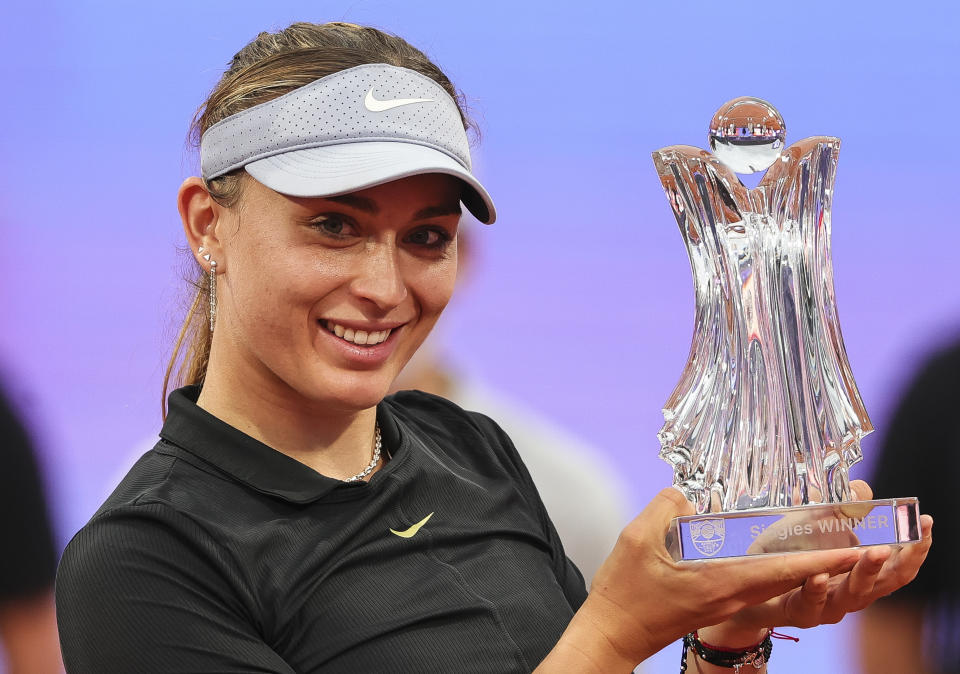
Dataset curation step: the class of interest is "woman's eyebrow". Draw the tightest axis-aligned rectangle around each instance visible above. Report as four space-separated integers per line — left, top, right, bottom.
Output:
321 196 460 220
324 194 379 213
413 205 462 220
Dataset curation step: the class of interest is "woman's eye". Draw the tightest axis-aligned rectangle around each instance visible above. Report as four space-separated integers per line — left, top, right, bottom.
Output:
309 214 354 237
406 228 450 248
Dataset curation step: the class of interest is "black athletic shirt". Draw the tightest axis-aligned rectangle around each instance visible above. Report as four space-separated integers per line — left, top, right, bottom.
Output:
0 383 57 603
55 386 587 673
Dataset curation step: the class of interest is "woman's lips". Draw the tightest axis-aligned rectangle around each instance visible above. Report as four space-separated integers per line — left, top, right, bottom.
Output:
316 319 404 366
322 320 393 346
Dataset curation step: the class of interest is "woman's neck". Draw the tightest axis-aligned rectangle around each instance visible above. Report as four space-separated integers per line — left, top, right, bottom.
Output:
196 361 381 481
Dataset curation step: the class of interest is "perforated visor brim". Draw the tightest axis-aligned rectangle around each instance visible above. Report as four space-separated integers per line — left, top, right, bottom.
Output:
244 141 496 224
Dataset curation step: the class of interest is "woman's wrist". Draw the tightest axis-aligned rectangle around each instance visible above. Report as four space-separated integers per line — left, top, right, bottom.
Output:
697 622 769 650
682 629 772 673
536 595 646 673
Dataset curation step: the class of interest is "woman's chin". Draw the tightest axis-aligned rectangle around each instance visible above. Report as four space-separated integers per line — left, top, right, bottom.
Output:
298 375 396 413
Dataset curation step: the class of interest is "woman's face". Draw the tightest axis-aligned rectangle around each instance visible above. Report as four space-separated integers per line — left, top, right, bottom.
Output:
212 173 461 412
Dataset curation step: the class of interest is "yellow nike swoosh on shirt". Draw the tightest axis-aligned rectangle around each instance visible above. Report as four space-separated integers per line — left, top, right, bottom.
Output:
390 512 434 538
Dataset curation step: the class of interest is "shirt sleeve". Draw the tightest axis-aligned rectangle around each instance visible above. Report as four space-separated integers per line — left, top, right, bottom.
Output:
55 502 296 674
0 388 57 602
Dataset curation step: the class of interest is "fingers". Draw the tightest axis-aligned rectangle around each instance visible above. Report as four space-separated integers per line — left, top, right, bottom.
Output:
804 572 831 597
725 547 861 606
630 487 695 536
787 572 830 626
729 570 834 630
845 546 890 598
610 488 697 573
659 487 697 518
772 549 887 628
921 514 934 543
722 516 933 634
918 514 933 546
850 479 873 501
798 527 929 627
746 546 892 629
869 515 933 596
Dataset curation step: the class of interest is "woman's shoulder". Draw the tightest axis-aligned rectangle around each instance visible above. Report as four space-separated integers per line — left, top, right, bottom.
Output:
383 389 532 480
95 439 235 518
57 443 252 619
61 441 245 577
55 444 271 673
384 389 513 448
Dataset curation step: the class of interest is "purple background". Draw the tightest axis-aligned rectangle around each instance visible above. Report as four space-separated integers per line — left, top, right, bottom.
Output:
1 2 958 671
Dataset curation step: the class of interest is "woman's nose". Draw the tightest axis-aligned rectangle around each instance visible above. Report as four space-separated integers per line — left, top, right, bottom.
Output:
349 241 408 310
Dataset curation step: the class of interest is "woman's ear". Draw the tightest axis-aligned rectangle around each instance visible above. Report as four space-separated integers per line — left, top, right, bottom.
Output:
178 176 225 271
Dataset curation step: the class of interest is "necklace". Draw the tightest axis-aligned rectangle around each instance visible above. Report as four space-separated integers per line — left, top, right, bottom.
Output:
343 423 382 483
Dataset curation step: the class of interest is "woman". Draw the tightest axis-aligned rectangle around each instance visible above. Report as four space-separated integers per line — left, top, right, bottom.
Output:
55 22 932 673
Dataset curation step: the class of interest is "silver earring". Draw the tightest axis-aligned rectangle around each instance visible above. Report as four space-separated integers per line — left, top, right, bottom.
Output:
199 247 217 332
208 260 217 332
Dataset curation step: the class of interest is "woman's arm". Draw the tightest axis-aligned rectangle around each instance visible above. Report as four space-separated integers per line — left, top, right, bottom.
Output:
536 483 933 673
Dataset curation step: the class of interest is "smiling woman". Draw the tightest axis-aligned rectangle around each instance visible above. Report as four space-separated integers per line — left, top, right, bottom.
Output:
53 21 932 674
182 173 464 465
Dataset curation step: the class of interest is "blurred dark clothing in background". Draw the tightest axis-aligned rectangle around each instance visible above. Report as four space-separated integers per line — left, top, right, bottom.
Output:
0 382 62 673
860 341 960 674
0 386 57 599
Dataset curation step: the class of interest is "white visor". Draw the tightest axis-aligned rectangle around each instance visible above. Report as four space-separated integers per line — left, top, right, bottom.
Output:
200 63 496 223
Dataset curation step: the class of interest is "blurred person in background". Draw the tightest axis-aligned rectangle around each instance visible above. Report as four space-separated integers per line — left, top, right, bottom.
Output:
390 223 631 585
0 380 63 673
859 340 960 674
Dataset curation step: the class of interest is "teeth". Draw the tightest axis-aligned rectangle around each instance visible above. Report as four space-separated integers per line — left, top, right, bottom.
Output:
324 322 392 346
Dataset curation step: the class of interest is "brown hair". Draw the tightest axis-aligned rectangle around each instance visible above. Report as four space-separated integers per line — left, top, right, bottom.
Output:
162 22 472 417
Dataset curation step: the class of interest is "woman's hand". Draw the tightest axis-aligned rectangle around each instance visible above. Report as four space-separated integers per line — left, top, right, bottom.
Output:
699 480 933 649
541 487 869 672
540 482 932 673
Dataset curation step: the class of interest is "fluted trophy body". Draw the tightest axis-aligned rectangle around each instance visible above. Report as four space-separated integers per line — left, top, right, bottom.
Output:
655 98 918 560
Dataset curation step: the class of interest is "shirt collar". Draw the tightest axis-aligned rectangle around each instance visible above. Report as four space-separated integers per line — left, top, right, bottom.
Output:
159 385 404 504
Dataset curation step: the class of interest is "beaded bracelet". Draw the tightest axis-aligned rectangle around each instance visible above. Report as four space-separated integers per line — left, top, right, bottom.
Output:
679 630 773 672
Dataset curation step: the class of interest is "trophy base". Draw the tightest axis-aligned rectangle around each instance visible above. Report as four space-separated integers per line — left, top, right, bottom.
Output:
666 497 921 561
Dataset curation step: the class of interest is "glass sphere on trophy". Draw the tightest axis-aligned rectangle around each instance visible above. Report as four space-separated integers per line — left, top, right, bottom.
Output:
654 97 922 560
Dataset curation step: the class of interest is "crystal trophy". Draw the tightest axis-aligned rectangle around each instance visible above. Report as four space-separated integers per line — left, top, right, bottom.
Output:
654 97 921 561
